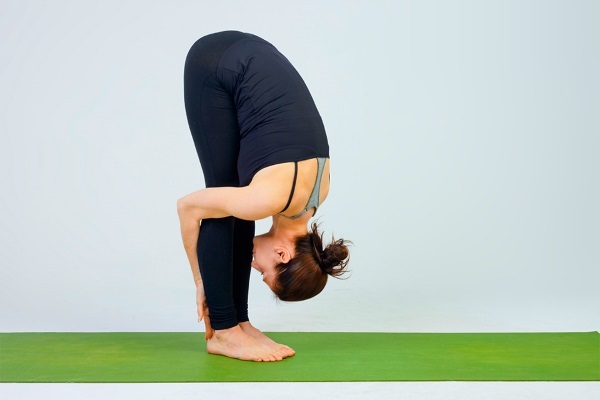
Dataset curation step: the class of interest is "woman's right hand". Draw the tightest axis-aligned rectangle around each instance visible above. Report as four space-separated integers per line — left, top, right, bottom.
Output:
195 280 214 340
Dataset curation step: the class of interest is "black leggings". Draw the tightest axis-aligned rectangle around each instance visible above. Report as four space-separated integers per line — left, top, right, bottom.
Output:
183 31 254 330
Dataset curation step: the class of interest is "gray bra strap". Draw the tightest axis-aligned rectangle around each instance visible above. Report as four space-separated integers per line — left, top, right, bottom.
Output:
281 157 327 220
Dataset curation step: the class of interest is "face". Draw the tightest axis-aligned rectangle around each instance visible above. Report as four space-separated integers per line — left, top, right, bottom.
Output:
252 231 293 291
251 233 277 290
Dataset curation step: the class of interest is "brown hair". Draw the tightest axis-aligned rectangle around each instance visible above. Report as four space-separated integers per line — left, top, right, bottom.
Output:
272 222 351 301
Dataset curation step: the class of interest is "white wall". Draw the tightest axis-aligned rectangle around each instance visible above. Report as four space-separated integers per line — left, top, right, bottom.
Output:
1 0 598 333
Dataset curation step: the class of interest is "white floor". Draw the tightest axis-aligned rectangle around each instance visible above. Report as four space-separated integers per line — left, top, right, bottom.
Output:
1 382 599 400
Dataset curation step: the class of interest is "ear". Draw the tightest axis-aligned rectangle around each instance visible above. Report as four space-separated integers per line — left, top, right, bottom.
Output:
274 245 293 264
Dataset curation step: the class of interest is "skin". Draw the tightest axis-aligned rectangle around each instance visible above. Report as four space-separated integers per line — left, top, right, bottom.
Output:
177 157 330 362
251 214 312 291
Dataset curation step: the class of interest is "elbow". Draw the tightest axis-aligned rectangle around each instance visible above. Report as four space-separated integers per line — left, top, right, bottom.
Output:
177 196 202 221
176 197 189 215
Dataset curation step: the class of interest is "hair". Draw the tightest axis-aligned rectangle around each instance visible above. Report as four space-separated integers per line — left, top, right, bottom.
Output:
272 222 351 302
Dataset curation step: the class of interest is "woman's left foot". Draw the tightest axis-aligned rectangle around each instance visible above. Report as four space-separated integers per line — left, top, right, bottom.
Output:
239 321 295 358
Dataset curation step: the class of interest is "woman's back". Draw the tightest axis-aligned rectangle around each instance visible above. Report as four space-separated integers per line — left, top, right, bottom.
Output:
250 157 331 220
214 32 330 187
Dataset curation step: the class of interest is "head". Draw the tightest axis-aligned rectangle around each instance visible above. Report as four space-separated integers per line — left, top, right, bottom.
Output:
252 222 351 301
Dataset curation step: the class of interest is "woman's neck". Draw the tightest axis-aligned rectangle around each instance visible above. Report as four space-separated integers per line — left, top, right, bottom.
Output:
270 214 309 239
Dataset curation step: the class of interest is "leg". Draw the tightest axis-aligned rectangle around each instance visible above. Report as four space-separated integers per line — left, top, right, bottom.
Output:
196 218 236 330
232 218 254 323
185 65 240 331
232 207 295 358
183 32 286 361
189 80 239 331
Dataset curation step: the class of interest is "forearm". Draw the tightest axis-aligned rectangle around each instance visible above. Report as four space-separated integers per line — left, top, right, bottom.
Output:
177 204 203 286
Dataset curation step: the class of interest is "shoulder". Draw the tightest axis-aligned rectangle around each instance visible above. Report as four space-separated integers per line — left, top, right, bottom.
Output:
215 166 295 219
234 183 284 220
248 162 298 211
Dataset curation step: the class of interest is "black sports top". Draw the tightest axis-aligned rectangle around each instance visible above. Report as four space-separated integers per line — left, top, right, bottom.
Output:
216 33 330 187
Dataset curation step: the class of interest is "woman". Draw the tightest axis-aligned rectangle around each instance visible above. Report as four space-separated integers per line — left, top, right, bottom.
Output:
177 30 350 362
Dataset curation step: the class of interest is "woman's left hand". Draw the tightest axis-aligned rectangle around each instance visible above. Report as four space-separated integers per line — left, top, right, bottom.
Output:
196 280 214 340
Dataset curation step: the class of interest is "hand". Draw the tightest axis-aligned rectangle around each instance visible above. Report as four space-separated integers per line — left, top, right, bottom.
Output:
196 281 214 340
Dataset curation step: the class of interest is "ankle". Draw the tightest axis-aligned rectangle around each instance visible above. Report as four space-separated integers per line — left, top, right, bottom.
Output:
214 324 242 339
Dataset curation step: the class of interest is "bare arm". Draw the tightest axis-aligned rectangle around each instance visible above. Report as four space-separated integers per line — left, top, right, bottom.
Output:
177 185 281 222
176 202 213 338
176 184 281 285
176 204 203 286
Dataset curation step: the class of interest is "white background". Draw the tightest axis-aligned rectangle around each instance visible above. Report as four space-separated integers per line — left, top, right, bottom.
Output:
1 0 598 334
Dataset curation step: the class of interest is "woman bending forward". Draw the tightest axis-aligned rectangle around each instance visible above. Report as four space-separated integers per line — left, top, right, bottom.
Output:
177 31 350 362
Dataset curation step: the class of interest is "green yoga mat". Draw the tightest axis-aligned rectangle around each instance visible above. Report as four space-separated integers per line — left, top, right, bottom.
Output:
0 332 598 382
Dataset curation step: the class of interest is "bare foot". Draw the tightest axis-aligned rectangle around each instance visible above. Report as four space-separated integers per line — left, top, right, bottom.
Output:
206 324 283 362
239 321 295 358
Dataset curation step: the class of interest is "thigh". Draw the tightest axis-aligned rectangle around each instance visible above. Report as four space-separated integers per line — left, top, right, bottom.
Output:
187 74 240 187
183 32 247 187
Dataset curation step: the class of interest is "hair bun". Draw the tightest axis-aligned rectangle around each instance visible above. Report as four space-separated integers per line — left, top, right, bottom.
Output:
320 240 350 277
309 222 351 278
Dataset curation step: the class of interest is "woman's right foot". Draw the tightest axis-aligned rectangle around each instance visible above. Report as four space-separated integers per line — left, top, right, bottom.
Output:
206 324 284 362
239 321 295 358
